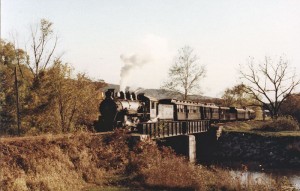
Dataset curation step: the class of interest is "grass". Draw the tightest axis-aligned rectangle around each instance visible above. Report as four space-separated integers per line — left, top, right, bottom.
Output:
259 116 300 131
0 130 295 190
222 120 300 137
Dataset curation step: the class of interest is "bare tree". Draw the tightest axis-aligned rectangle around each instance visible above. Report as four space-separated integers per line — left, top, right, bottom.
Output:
240 56 300 118
27 19 58 81
162 46 206 100
11 33 27 78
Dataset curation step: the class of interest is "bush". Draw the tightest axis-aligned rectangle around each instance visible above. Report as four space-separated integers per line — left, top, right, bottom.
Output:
260 116 300 131
280 93 300 123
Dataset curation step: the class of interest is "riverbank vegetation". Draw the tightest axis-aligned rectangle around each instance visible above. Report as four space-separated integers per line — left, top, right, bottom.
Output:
222 117 300 136
0 130 294 191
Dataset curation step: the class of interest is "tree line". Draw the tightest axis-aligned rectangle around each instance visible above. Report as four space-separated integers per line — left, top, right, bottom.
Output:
1 19 300 136
0 19 105 136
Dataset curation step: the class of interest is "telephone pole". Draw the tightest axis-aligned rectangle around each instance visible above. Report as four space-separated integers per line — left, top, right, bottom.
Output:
14 67 21 135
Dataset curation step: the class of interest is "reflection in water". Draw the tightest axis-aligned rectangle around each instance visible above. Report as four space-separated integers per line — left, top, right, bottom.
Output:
230 170 300 190
205 162 300 190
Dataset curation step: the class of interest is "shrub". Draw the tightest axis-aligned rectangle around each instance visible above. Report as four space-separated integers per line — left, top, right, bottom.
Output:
260 116 300 131
280 93 300 123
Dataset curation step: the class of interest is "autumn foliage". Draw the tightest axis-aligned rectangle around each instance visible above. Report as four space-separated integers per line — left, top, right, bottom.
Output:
0 130 290 191
0 39 105 136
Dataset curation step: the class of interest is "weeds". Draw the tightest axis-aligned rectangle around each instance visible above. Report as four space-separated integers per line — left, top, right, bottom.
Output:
0 130 294 190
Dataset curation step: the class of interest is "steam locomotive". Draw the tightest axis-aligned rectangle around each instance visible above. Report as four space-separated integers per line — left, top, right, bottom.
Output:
96 89 256 132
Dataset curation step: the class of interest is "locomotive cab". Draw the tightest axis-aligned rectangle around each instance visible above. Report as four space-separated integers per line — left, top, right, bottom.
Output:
137 93 158 121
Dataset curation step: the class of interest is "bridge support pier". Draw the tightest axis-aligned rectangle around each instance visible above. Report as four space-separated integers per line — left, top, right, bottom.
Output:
160 135 196 163
185 135 196 163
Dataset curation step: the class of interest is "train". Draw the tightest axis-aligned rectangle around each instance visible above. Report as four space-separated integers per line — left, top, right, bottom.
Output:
96 89 256 131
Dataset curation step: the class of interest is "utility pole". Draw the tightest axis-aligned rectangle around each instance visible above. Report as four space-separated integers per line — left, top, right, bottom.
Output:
14 67 21 135
0 0 2 40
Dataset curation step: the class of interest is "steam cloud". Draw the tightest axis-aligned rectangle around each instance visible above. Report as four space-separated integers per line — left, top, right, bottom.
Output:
119 34 172 92
119 54 151 92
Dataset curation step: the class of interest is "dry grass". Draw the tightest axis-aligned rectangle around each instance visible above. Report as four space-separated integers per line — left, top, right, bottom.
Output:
222 120 300 137
0 130 293 191
0 133 108 191
127 143 287 191
222 120 265 132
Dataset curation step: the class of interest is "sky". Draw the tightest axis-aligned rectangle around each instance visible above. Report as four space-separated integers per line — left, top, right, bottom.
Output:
2 0 300 97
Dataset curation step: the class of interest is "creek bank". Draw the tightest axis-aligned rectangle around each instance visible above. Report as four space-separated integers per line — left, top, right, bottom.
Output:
210 131 300 169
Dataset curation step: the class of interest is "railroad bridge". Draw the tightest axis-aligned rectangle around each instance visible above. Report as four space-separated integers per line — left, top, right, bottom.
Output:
134 120 222 162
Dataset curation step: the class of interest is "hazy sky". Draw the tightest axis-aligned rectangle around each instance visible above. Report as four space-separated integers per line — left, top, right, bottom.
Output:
2 0 300 97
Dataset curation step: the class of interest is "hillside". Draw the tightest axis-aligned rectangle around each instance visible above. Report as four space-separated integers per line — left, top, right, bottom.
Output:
102 84 212 100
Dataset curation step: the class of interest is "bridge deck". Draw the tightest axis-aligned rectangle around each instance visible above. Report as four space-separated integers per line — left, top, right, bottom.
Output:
137 120 210 139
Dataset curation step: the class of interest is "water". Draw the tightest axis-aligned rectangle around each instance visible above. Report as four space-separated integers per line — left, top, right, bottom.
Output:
201 160 300 189
230 167 300 190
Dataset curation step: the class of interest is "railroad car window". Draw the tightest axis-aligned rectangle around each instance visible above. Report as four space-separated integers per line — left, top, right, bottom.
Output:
193 106 197 113
178 105 183 113
177 105 180 112
189 106 193 113
180 105 184 113
151 102 155 109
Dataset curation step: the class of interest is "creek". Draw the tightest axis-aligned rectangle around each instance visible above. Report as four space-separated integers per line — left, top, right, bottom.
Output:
197 130 300 189
220 163 300 190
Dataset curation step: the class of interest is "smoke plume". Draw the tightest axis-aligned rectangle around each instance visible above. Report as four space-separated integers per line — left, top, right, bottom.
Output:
119 54 150 92
119 34 172 92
